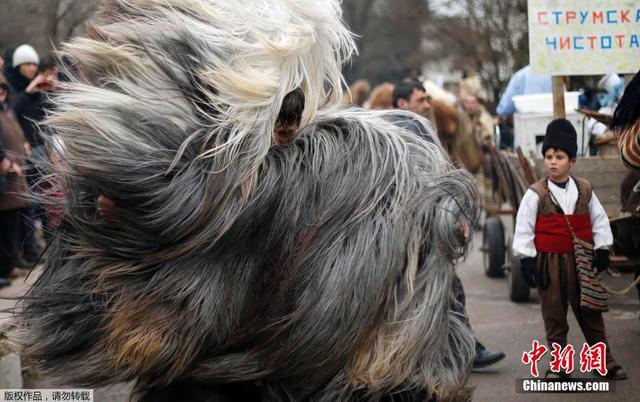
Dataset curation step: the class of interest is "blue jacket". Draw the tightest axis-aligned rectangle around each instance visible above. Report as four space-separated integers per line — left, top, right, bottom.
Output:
496 65 552 117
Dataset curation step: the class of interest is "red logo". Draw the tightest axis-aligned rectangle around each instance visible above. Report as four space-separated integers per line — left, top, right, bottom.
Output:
579 342 607 376
522 341 608 376
549 343 575 374
521 340 548 377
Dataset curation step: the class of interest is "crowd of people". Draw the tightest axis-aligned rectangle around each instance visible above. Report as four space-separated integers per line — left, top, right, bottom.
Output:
343 74 498 176
0 44 55 288
1 18 638 395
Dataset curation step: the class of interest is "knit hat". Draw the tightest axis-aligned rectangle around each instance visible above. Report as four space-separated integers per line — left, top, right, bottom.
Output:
542 118 577 158
11 44 39 68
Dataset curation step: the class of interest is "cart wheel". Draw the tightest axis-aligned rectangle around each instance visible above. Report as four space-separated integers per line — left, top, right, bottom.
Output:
482 217 505 277
508 257 530 302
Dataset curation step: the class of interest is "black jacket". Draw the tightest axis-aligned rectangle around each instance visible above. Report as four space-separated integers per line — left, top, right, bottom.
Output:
389 113 435 144
12 91 47 147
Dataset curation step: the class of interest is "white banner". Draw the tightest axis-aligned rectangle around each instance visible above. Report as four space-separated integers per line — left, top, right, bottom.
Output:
528 0 640 75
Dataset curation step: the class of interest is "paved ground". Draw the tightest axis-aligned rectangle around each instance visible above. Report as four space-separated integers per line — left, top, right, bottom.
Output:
1 228 638 402
0 273 132 401
461 228 640 402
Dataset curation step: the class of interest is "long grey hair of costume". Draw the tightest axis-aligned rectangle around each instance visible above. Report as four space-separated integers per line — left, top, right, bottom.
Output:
16 0 479 400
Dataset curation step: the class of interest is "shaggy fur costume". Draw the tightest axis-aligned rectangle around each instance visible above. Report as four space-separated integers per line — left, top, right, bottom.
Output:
17 0 478 400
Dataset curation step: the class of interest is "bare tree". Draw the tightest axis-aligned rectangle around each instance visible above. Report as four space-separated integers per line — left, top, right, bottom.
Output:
0 0 99 57
428 0 528 107
342 0 379 40
342 0 431 85
27 0 101 45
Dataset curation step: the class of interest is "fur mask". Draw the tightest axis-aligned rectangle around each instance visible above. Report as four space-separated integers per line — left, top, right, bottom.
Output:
17 1 478 400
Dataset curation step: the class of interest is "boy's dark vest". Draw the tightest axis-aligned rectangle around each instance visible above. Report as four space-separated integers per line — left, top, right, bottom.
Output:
530 177 593 254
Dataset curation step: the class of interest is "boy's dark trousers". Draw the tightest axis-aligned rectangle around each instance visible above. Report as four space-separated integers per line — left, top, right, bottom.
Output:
536 252 616 367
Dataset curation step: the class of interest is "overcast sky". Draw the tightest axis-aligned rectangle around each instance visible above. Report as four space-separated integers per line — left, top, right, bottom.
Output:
430 0 466 16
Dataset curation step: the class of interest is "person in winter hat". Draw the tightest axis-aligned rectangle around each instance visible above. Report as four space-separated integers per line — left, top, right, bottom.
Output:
11 45 39 69
4 45 40 100
513 118 627 380
4 46 52 266
542 118 578 159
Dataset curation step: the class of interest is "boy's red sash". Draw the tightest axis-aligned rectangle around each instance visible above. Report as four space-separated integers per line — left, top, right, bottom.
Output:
534 213 592 253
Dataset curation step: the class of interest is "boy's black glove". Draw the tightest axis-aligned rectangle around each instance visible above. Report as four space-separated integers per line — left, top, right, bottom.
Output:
520 257 537 288
593 249 609 273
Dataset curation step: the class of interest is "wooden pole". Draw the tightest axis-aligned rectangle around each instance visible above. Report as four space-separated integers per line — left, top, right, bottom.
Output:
552 76 565 119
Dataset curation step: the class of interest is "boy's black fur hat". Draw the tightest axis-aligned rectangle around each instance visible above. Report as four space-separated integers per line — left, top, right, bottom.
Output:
542 118 577 158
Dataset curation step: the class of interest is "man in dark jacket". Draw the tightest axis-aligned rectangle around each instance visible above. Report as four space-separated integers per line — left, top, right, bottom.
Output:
391 79 506 370
390 80 434 143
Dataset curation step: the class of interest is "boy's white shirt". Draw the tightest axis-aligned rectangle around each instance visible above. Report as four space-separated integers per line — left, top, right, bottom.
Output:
512 177 613 258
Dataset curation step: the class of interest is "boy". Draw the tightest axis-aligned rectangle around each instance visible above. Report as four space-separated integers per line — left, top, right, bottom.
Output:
512 118 627 380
